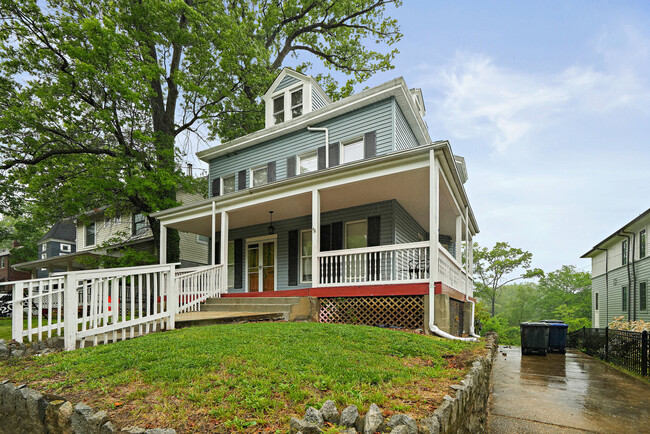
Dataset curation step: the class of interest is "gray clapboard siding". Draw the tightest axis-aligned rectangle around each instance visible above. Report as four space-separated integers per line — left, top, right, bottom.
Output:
394 201 429 244
215 200 396 293
275 75 301 92
209 99 395 195
394 101 419 151
312 88 328 110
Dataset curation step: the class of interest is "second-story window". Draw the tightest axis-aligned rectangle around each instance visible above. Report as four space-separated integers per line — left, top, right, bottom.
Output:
622 239 628 265
133 214 147 236
640 229 646 258
60 243 71 253
273 95 284 124
298 151 318 174
222 174 236 194
251 166 268 187
41 244 46 252
0 257 5 268
291 88 303 118
342 138 364 164
86 222 96 246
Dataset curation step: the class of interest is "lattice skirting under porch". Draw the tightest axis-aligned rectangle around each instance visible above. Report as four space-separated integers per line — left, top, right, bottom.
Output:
318 295 425 330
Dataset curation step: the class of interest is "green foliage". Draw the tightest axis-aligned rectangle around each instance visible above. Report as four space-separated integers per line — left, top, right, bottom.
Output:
0 213 47 264
0 0 403 249
473 241 544 316
481 316 520 346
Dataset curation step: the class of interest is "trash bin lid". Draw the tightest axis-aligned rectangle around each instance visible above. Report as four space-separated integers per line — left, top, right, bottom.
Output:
520 322 550 327
540 319 565 324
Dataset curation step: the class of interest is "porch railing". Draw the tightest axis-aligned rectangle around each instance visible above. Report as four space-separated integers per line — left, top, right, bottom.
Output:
11 263 227 350
438 246 471 293
176 264 225 314
318 241 430 286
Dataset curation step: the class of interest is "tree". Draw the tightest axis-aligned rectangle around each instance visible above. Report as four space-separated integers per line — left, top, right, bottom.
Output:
0 214 46 265
0 0 403 260
473 242 543 316
537 265 591 329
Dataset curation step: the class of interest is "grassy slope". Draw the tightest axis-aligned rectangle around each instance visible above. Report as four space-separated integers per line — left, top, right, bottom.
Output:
0 318 11 341
0 322 481 432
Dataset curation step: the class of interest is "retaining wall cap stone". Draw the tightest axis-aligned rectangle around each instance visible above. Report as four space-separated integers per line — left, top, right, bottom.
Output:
363 403 384 434
304 406 324 427
289 417 322 434
391 425 411 434
340 405 359 427
419 415 440 434
388 414 417 434
100 421 117 433
320 399 340 424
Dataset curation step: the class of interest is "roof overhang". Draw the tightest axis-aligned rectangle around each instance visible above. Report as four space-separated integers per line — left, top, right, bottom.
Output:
581 207 650 258
156 142 479 235
196 77 431 162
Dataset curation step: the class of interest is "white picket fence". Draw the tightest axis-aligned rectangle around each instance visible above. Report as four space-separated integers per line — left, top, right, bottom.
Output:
11 263 224 351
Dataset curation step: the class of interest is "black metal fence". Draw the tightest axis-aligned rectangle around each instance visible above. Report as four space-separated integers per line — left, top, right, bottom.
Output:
567 327 649 377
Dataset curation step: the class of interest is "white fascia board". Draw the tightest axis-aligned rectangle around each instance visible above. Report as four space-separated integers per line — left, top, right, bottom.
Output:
197 78 430 162
263 68 310 99
156 143 446 225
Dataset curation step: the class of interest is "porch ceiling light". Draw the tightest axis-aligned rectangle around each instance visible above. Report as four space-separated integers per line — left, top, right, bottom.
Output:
268 210 275 235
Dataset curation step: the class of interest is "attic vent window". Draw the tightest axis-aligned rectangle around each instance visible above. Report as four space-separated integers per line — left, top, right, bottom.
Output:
291 88 303 118
273 95 284 124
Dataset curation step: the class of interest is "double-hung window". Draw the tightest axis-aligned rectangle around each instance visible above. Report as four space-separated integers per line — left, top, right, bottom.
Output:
86 222 96 246
0 257 5 268
41 244 46 253
640 229 646 258
273 95 284 124
228 241 235 289
222 174 236 194
291 88 303 118
251 166 268 187
60 243 71 253
197 235 209 245
345 220 368 249
133 214 147 236
640 282 647 311
342 138 364 164
622 239 628 265
300 229 312 283
298 151 318 174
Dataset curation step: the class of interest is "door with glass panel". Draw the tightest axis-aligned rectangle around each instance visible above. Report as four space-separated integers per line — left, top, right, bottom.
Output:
247 239 276 292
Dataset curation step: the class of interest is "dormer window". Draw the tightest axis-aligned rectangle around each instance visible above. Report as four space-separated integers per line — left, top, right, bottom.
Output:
291 88 303 118
273 95 284 124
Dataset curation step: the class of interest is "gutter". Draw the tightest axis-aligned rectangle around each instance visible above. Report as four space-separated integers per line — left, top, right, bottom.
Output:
619 230 637 321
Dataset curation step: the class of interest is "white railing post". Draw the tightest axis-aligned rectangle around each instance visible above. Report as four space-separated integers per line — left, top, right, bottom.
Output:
312 188 321 288
167 265 177 329
64 272 78 351
12 282 23 342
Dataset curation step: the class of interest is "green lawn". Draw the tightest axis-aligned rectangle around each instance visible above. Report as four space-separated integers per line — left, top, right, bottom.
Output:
0 322 482 432
0 318 11 341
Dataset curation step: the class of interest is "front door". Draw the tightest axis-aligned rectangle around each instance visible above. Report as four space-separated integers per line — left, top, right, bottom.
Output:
247 239 276 292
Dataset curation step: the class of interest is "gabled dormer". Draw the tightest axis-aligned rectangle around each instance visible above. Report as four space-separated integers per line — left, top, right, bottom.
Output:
262 68 332 129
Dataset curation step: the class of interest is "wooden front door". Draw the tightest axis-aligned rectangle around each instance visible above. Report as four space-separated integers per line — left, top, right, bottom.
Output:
247 239 276 292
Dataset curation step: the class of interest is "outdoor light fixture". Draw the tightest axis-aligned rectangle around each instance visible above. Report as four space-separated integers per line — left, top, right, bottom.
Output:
268 211 275 235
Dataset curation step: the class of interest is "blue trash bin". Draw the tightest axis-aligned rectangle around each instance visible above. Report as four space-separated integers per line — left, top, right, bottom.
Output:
541 320 569 354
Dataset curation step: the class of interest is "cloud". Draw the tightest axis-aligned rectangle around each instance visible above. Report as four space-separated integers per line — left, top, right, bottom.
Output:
415 29 650 153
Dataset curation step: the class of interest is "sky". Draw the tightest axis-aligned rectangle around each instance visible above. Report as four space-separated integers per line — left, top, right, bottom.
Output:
191 0 650 274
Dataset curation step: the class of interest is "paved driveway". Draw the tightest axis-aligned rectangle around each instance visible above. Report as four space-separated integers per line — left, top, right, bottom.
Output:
488 346 650 433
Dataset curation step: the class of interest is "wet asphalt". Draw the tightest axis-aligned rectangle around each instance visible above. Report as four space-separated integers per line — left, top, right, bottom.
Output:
487 346 650 433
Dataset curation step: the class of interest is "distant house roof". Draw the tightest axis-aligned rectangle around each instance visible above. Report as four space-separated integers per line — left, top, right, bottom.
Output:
39 221 76 244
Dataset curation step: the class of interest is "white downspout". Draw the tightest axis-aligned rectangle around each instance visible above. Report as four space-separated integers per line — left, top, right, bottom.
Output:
468 299 480 338
428 151 476 342
307 127 329 167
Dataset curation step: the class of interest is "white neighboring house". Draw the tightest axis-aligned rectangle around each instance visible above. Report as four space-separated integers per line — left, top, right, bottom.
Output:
15 192 209 276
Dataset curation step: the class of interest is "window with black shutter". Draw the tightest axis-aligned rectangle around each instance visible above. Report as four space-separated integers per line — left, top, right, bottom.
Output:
211 177 221 197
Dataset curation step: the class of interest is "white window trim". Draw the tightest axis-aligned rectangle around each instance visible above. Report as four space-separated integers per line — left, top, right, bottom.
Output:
298 150 318 174
272 94 285 125
344 219 368 249
341 136 364 164
60 243 71 253
300 229 312 283
0 257 4 268
250 166 268 187
290 87 304 119
196 235 209 245
114 215 122 225
265 82 311 127
41 244 47 252
227 240 235 289
85 222 96 247
221 174 236 195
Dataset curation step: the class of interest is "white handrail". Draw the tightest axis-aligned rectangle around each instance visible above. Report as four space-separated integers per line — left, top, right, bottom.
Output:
318 241 430 257
176 264 225 314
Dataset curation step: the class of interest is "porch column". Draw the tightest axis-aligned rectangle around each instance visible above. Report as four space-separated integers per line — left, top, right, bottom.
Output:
429 150 439 284
455 215 462 263
160 223 167 264
464 206 470 295
220 211 229 291
311 188 321 288
211 201 216 265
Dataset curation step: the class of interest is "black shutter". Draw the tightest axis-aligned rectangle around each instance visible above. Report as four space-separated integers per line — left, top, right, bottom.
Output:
288 230 299 286
367 216 381 281
211 178 221 197
331 222 343 250
237 170 247 191
367 216 381 247
267 161 276 182
234 238 243 289
320 224 331 252
364 131 377 158
329 142 340 167
287 156 297 178
317 146 326 170
215 240 221 265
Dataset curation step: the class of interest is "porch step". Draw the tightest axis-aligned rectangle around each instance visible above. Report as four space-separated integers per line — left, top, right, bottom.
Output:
201 296 305 319
175 311 284 328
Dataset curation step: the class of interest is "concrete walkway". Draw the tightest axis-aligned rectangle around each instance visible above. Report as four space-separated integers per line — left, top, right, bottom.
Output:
488 345 650 433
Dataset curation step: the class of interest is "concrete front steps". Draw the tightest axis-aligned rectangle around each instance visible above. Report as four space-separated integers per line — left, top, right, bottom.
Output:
175 296 315 328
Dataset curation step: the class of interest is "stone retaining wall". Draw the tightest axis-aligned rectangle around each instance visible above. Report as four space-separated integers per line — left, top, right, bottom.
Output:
0 380 175 434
